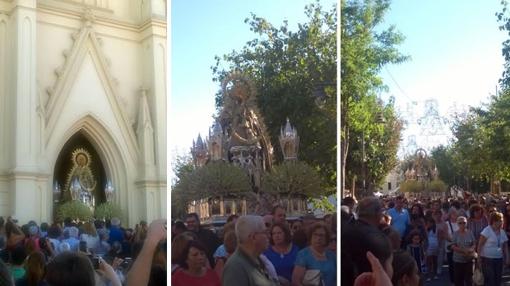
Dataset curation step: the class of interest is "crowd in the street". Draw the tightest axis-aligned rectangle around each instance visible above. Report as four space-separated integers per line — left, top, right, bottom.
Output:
0 216 166 285
170 206 337 286
342 193 510 286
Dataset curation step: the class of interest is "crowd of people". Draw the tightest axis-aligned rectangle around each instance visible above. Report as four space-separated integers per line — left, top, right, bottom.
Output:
0 216 166 285
342 193 510 286
170 206 337 286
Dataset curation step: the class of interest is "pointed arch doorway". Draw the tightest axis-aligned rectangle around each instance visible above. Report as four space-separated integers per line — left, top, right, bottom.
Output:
53 132 108 218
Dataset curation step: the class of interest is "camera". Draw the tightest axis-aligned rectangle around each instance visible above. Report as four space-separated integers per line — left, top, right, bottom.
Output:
88 255 100 269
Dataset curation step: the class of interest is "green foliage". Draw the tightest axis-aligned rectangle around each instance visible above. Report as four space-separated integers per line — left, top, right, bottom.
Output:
430 146 457 187
94 202 122 220
309 196 336 213
171 154 194 219
212 1 337 194
56 201 93 221
261 161 324 198
428 180 447 193
172 161 252 218
399 180 422 193
340 0 408 194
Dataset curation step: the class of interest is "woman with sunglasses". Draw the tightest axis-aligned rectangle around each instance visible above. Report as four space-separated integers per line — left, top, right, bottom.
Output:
451 216 475 286
477 211 510 286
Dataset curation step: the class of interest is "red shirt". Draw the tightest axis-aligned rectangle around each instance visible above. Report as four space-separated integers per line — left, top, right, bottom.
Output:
171 268 221 286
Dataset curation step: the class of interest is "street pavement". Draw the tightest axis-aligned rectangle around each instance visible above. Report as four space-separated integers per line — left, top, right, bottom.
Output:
423 264 510 286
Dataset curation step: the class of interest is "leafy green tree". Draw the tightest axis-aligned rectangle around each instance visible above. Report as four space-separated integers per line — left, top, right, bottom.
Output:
94 202 123 220
172 161 252 219
428 179 447 193
341 0 408 196
171 154 194 219
212 1 337 194
430 145 460 188
56 201 93 221
261 161 324 198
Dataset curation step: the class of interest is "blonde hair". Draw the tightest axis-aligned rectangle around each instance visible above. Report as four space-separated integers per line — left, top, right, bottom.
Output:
82 222 97 237
490 211 504 225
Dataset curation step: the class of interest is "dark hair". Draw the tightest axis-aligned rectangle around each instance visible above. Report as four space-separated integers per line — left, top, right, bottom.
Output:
470 204 483 219
269 223 292 245
11 246 27 265
292 229 308 249
391 250 418 286
307 222 330 246
178 240 207 269
174 221 186 232
40 223 49 232
425 217 436 233
227 214 239 223
408 230 422 243
45 252 95 286
342 197 356 207
47 225 62 239
186 213 200 224
148 265 166 286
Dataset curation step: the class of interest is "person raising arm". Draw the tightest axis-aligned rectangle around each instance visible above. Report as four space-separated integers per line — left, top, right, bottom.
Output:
126 219 166 286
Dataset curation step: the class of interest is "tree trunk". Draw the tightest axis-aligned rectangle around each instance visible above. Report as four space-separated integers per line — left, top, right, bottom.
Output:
341 127 349 198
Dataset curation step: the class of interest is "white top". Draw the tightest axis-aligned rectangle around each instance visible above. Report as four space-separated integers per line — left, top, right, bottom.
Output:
80 234 99 251
446 221 459 252
480 226 508 259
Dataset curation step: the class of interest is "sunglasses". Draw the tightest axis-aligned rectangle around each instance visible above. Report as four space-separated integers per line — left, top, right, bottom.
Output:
458 222 466 224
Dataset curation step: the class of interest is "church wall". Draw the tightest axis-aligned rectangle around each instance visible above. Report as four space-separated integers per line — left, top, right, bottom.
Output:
0 1 166 225
0 14 9 172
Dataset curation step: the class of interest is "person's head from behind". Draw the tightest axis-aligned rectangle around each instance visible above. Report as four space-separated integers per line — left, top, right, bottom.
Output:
357 197 384 226
171 232 194 264
383 227 401 252
110 217 121 228
25 251 46 285
177 240 207 270
392 250 420 286
172 221 186 237
226 214 239 224
223 231 237 255
45 252 95 286
5 220 21 237
11 246 27 266
82 222 97 237
236 215 268 255
185 213 200 232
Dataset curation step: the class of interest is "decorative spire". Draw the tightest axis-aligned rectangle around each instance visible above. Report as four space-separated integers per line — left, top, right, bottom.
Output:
279 118 299 161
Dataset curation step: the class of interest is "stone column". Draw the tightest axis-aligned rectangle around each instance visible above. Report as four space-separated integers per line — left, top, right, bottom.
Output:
9 0 49 224
139 1 166 221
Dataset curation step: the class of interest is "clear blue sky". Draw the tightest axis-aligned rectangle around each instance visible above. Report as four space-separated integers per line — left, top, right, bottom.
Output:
169 0 337 170
379 0 507 156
